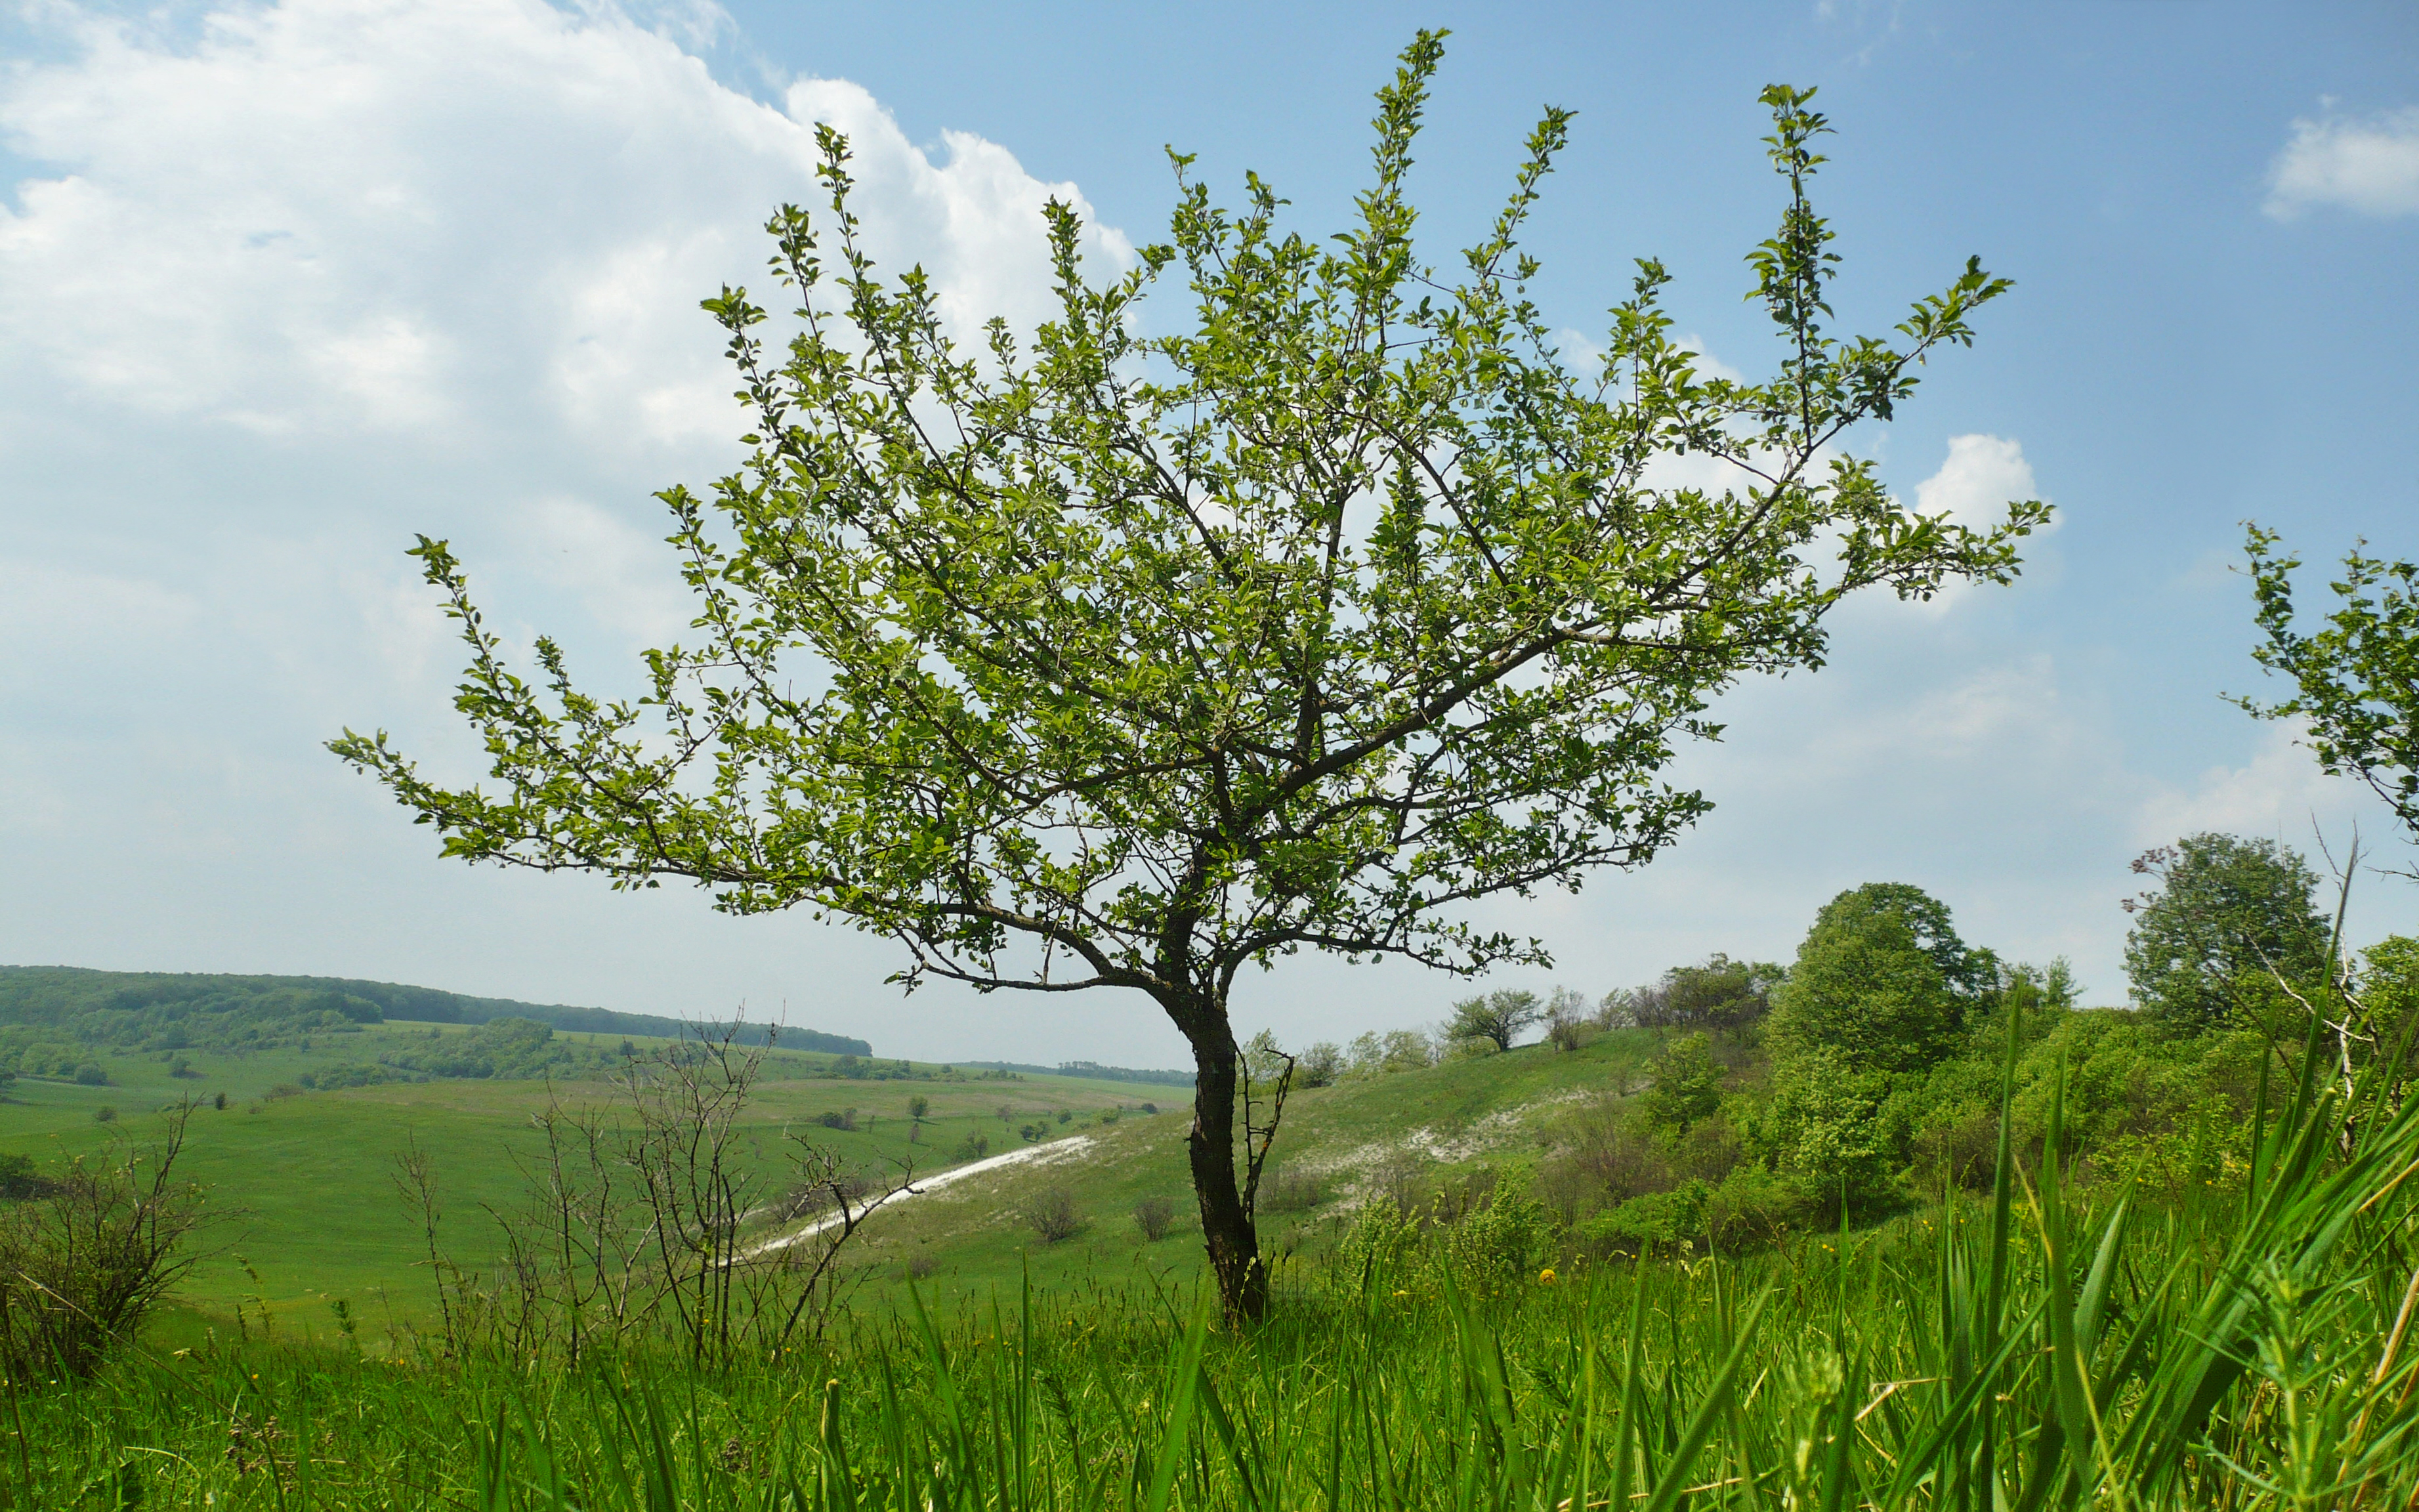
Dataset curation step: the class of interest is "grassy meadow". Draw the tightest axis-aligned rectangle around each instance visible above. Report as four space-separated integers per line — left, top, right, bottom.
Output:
11 1021 2419 1511
9 965 2419 1510
0 1024 1171 1318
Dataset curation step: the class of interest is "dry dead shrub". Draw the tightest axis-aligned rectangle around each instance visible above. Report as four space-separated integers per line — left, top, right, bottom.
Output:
1024 1186 1084 1242
1132 1194 1177 1242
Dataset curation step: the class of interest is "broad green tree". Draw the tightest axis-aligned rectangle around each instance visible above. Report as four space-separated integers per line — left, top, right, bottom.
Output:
331 39 2042 1318
1446 990 1544 1053
1770 883 1978 1073
2122 833 2328 1036
2239 529 2419 841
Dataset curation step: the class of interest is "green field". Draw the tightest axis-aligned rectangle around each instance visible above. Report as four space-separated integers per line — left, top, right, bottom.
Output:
0 1023 1175 1318
0 1008 1666 1325
10 1016 2418 1511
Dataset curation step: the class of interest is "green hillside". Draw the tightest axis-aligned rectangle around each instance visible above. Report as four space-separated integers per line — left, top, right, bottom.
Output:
0 964 873 1066
0 1021 1166 1318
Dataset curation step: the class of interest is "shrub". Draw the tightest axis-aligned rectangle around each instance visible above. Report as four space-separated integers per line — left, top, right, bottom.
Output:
1337 1200 1423 1293
299 1062 392 1091
1435 1190 1559 1299
73 1063 106 1087
1702 1166 1815 1253
1577 1180 1711 1254
92 1105 117 1124
816 1108 858 1131
0 1118 207 1377
1297 1041 1344 1087
952 1133 990 1161
0 1154 49 1202
1639 1032 1724 1135
1023 1186 1084 1242
1132 1194 1176 1242
1259 1166 1326 1213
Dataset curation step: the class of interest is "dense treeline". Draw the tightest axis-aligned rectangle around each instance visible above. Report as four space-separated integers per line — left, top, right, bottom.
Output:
0 966 870 1083
1297 830 2418 1257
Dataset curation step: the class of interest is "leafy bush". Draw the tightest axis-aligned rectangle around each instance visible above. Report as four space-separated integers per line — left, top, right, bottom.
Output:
1434 1190 1558 1298
952 1133 990 1161
1576 1180 1710 1253
0 1119 206 1378
0 1154 49 1201
1639 1032 1723 1135
72 1063 106 1086
1701 1166 1815 1252
298 1062 398 1091
1336 1200 1423 1293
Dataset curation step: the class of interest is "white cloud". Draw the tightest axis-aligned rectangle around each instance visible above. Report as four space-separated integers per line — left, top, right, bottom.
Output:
2264 106 2419 220
0 0 1154 1059
0 0 1129 449
1915 432 2040 529
1880 432 2048 616
2134 720 2358 846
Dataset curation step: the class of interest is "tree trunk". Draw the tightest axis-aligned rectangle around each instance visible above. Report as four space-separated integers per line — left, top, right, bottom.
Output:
1185 1029 1267 1322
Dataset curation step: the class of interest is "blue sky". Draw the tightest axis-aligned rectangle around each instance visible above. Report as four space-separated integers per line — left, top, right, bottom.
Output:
1 0 2413 1064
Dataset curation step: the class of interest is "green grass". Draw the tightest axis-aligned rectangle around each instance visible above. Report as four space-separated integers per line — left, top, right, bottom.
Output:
1 1015 1651 1322
9 1016 2419 1509
0 1030 1168 1317
765 1032 1663 1307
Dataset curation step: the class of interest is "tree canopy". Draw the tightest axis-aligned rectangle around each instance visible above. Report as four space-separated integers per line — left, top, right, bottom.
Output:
1768 883 1979 1073
1446 990 1545 1053
331 39 2042 1317
2122 833 2329 1036
2239 529 2419 844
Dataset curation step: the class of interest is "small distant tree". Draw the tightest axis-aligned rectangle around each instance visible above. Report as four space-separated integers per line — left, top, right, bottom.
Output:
1542 986 1591 1050
1627 955 1784 1029
1448 990 1546 1053
329 46 2040 1318
1638 1031 1723 1135
1296 1041 1344 1087
906 1093 930 1143
2123 833 2329 1036
2239 530 2418 843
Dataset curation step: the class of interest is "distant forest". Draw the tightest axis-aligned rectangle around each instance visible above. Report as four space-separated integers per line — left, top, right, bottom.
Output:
0 966 872 1064
962 1060 1196 1087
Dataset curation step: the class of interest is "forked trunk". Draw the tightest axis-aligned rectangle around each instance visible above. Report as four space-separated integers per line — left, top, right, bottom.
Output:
1185 1030 1267 1322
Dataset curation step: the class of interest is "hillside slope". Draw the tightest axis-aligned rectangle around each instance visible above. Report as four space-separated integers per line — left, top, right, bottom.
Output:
826 1030 1666 1303
0 964 871 1057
